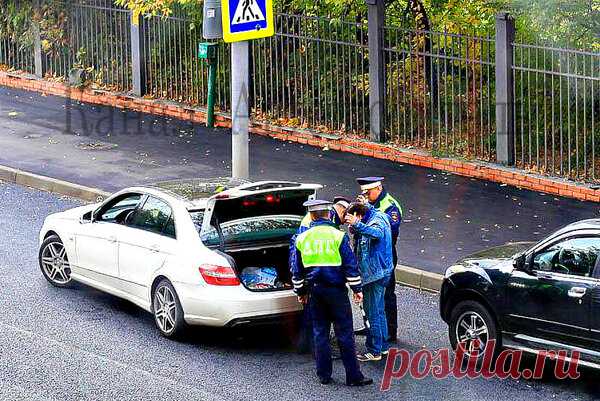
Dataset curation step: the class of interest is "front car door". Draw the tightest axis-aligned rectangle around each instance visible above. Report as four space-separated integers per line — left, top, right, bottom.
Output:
75 193 143 281
505 235 600 350
117 196 177 303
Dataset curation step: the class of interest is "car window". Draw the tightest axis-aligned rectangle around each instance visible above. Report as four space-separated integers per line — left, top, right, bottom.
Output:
97 194 142 222
128 196 175 238
200 215 301 248
533 237 600 277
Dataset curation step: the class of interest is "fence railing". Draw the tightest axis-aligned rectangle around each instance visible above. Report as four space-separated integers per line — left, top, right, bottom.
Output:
0 1 599 183
513 43 600 181
384 26 496 160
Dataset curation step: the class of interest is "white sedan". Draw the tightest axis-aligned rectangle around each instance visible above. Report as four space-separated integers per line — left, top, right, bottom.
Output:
38 178 321 338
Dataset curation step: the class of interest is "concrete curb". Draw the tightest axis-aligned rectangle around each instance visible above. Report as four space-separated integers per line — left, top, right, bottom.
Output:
0 164 110 203
395 264 443 293
0 163 444 292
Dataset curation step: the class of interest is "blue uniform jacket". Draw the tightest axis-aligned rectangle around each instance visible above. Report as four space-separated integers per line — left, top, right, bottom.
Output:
290 219 362 296
351 205 394 285
372 189 402 243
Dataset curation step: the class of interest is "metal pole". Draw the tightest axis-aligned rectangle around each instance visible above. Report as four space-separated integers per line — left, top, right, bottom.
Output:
130 12 146 97
367 0 386 142
495 12 515 165
231 40 250 179
207 59 217 128
33 0 43 78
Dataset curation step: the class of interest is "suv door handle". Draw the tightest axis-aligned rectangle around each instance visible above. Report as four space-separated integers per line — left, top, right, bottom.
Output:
108 236 117 243
150 244 160 253
568 287 587 298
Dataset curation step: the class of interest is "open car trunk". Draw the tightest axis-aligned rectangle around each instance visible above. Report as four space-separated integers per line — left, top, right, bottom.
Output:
220 243 292 292
199 181 322 292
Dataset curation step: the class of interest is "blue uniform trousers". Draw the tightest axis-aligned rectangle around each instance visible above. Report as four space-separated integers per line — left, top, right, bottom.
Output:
309 285 364 383
384 243 398 338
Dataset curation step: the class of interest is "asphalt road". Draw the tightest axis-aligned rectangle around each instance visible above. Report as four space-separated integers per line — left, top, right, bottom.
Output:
2 180 600 401
1 86 599 274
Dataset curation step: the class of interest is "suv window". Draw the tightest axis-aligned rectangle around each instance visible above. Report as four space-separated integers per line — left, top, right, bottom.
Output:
533 237 600 277
97 194 142 223
129 196 176 238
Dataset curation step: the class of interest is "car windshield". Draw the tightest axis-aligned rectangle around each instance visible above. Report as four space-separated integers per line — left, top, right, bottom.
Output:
192 214 301 248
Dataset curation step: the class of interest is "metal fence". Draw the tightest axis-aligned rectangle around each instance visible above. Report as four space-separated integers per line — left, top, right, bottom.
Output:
513 42 600 181
1 1 599 183
384 26 495 160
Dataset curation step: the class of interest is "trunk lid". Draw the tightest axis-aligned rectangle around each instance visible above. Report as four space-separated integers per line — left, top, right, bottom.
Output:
200 181 321 234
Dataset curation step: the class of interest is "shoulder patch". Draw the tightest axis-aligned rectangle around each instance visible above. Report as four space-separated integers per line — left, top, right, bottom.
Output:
390 211 400 222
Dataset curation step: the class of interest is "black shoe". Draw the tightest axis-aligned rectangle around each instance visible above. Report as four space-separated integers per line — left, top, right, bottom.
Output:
347 377 374 387
319 377 333 385
354 327 368 336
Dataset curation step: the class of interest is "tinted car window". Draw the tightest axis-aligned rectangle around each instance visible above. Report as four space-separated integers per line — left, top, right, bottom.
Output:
200 216 301 248
129 196 175 237
533 237 600 277
98 194 142 222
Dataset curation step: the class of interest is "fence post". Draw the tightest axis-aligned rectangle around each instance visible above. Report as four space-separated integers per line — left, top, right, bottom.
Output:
130 13 146 97
33 1 44 78
495 12 515 165
367 0 386 143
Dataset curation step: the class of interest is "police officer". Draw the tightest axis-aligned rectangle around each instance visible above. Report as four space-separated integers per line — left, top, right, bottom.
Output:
290 196 351 353
355 177 402 343
291 200 372 386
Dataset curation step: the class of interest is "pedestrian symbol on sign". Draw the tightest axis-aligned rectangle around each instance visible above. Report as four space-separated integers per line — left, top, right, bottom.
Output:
232 0 265 24
221 0 274 42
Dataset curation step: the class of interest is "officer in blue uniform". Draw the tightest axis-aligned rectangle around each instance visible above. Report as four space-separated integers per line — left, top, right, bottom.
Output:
291 200 372 386
289 196 351 353
356 177 403 343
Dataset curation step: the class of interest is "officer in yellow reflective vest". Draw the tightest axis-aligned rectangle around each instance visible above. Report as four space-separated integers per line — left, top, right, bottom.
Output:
291 200 372 387
356 177 402 343
290 197 351 354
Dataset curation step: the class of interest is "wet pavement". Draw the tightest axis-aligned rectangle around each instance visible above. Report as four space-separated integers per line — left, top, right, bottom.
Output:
1 86 599 273
2 181 600 401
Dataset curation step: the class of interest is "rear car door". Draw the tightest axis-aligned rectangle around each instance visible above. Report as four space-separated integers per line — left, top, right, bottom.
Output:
505 236 600 349
75 193 143 279
117 195 177 302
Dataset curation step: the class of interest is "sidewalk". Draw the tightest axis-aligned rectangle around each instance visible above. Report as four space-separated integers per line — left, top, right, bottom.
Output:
1 85 598 274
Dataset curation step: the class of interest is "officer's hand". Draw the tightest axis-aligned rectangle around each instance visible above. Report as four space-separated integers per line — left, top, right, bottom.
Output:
345 213 360 226
298 295 309 305
356 195 368 204
353 292 363 304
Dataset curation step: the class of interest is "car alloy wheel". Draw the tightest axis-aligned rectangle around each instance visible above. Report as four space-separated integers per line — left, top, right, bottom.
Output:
154 285 178 335
40 238 72 286
455 310 489 358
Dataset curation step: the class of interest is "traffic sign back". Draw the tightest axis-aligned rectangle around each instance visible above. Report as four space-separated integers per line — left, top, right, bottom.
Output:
221 0 274 42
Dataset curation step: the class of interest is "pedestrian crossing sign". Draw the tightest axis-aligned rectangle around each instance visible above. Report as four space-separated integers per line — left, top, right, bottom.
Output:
221 0 274 42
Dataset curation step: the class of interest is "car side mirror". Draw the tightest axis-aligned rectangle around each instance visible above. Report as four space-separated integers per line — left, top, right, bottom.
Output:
80 210 94 224
513 253 528 272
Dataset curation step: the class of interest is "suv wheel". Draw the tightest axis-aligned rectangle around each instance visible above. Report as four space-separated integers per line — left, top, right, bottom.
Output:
153 279 186 338
449 300 499 363
39 235 72 287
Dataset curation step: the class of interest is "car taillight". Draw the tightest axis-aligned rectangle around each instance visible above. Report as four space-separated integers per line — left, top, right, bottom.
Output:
199 264 240 286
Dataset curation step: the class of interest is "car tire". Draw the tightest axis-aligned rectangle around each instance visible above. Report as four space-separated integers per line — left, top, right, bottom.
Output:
39 234 73 288
153 279 186 339
448 300 499 364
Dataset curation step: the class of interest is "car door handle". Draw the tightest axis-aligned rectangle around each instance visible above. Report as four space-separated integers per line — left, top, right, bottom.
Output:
108 236 117 243
150 244 160 253
568 287 587 298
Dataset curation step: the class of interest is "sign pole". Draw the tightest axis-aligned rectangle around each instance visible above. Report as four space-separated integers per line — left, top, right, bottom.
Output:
231 40 250 179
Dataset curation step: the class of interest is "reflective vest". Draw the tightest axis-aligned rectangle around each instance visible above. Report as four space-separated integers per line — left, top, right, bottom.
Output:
377 193 403 217
295 225 345 267
300 213 312 229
